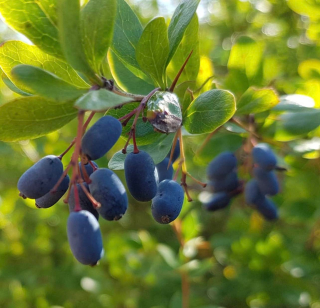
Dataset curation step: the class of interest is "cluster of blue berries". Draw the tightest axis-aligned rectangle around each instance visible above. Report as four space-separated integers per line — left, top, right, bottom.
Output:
17 115 186 266
203 144 280 221
203 152 241 211
245 144 279 220
124 140 184 224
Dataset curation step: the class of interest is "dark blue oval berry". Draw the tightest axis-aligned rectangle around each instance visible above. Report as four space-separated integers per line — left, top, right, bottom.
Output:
124 151 158 202
207 151 237 180
151 180 184 224
18 155 63 199
82 116 122 160
36 175 70 208
67 210 104 265
89 168 128 221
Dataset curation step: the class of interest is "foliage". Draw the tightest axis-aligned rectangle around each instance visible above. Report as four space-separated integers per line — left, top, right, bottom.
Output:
0 0 319 307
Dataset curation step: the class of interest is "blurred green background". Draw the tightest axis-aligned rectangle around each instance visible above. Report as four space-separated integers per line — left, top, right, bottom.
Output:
1 0 320 307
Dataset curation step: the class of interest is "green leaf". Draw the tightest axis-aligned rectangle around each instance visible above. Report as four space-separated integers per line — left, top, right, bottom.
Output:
57 0 100 84
81 0 116 72
226 36 264 94
136 17 169 89
169 15 200 84
108 133 175 170
298 59 320 79
228 36 264 79
11 65 88 102
0 41 89 92
174 80 196 115
279 109 320 136
0 96 77 142
287 0 320 20
236 87 279 115
107 103 164 145
112 0 143 69
108 50 154 95
0 0 63 59
272 94 315 112
2 72 31 96
167 0 200 64
184 89 236 134
157 244 179 269
74 89 132 111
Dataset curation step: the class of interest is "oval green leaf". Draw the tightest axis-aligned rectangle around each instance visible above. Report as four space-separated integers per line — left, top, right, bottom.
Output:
0 41 89 92
0 96 77 142
108 50 154 95
112 0 143 69
2 72 31 96
0 0 63 58
184 89 236 134
167 0 200 64
11 65 88 102
57 0 101 84
236 87 279 115
280 109 320 136
74 89 133 111
136 17 169 89
81 0 116 72
169 15 200 84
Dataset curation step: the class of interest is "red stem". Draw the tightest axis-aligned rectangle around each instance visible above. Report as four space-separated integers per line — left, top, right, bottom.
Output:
73 184 82 212
169 50 193 92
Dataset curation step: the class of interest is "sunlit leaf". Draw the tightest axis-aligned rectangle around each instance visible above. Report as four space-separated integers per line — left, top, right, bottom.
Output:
0 41 89 93
108 50 154 95
184 89 236 134
136 17 169 89
0 0 63 58
74 89 133 111
236 87 279 115
167 0 200 64
0 96 77 141
57 0 100 83
81 0 116 72
112 0 143 69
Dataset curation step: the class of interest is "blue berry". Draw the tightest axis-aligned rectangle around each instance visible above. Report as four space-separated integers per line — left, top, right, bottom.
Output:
124 151 158 202
89 168 128 221
67 210 104 265
151 180 184 224
82 116 122 160
203 192 231 211
207 151 237 180
253 167 279 196
252 143 277 171
18 155 63 199
36 175 70 208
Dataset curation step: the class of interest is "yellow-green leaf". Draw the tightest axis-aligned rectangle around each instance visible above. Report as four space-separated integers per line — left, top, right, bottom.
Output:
11 65 88 102
167 0 200 64
0 96 77 142
81 0 116 72
108 50 154 95
0 0 63 58
136 17 169 89
57 0 101 84
168 15 200 84
0 41 89 92
236 87 279 115
112 0 143 70
184 89 236 134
